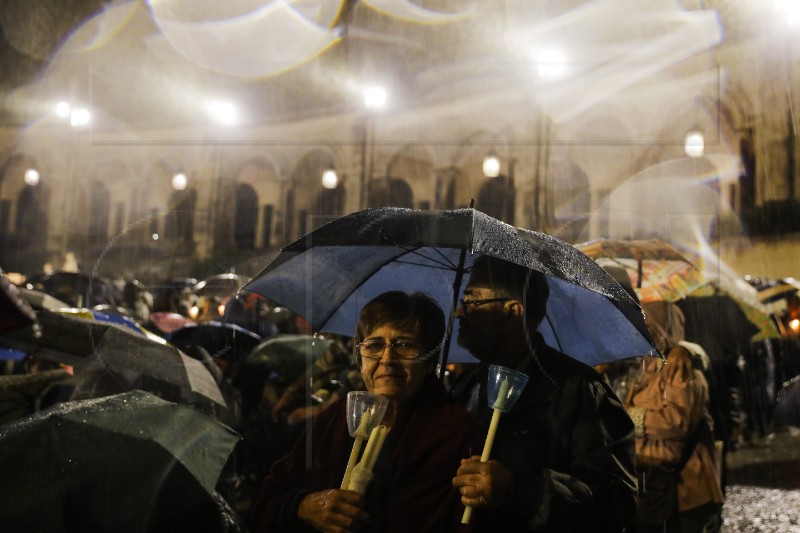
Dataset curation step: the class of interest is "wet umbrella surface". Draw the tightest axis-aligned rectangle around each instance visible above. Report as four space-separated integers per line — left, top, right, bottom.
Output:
0 390 240 532
575 238 706 302
0 309 226 409
167 322 262 364
244 207 655 366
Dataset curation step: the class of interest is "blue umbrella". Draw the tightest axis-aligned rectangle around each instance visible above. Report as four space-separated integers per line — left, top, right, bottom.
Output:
243 207 655 367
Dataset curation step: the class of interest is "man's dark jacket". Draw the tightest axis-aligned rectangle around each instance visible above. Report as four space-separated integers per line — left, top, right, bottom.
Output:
452 334 638 532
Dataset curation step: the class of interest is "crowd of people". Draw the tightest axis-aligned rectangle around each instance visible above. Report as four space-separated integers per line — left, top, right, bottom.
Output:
1 251 794 532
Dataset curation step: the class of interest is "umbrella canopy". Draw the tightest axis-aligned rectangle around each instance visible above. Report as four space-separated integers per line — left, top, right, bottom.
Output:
243 207 655 366
167 321 262 364
0 368 74 425
677 293 761 365
0 309 226 409
687 281 780 342
147 311 196 336
0 390 240 532
194 273 251 300
23 271 122 309
773 375 800 428
0 275 36 332
243 333 334 380
15 286 71 311
575 238 706 303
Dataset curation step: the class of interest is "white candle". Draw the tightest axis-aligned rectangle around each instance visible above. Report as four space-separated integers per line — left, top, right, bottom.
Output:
364 425 389 471
462 378 511 524
342 411 373 489
360 425 383 471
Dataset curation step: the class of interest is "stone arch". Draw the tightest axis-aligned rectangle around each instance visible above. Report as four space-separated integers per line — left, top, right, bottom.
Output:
66 180 111 259
289 149 343 238
165 188 197 246
548 159 591 243
385 145 435 209
0 152 41 236
234 182 259 250
450 130 513 211
367 177 414 208
234 155 283 249
15 182 49 253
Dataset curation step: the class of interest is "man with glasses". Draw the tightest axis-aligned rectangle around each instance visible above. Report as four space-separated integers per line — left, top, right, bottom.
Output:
451 255 638 532
256 291 484 533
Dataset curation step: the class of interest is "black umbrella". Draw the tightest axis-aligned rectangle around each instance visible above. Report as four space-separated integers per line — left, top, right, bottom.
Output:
773 374 800 428
194 273 250 301
0 309 227 409
15 286 71 311
243 334 333 378
678 294 760 364
0 275 35 332
167 321 262 365
243 207 655 367
23 271 121 309
0 390 240 532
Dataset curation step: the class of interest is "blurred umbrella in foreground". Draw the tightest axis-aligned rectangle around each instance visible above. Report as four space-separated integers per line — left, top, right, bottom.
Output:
243 334 333 378
168 321 262 365
685 281 780 345
0 368 74 425
23 271 121 309
773 375 800 428
194 273 251 301
576 238 706 303
0 275 36 332
14 286 70 311
0 390 240 532
0 309 226 409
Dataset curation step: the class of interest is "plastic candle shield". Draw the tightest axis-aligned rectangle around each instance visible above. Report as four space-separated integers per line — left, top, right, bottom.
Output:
346 391 389 437
341 391 389 490
487 364 529 412
462 364 529 524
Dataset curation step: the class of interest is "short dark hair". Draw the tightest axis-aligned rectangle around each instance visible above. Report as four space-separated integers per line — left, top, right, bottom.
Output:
354 291 445 360
470 256 549 326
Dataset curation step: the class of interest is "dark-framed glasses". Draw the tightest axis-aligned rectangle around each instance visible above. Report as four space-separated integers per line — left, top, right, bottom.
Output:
357 340 423 360
459 297 511 311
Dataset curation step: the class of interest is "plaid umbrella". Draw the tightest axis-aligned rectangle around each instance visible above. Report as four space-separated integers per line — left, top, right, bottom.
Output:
575 238 706 303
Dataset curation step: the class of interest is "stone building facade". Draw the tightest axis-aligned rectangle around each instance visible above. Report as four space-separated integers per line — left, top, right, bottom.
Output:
0 0 797 281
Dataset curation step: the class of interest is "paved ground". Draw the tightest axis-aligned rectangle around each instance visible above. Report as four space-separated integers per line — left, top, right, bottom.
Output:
721 428 800 531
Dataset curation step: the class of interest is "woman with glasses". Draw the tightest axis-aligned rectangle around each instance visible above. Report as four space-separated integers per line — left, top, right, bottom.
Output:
255 291 484 533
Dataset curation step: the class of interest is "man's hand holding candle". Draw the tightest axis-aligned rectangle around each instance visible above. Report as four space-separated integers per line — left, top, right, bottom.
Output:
452 457 514 509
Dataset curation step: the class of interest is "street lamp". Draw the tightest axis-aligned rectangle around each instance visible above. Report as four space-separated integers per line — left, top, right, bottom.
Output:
24 168 40 187
205 99 238 126
363 86 387 110
172 173 188 191
685 131 704 158
321 168 338 189
483 152 501 178
360 84 387 208
534 48 568 80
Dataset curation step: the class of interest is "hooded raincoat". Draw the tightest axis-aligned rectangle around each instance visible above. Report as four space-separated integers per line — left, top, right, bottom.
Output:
627 302 723 520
